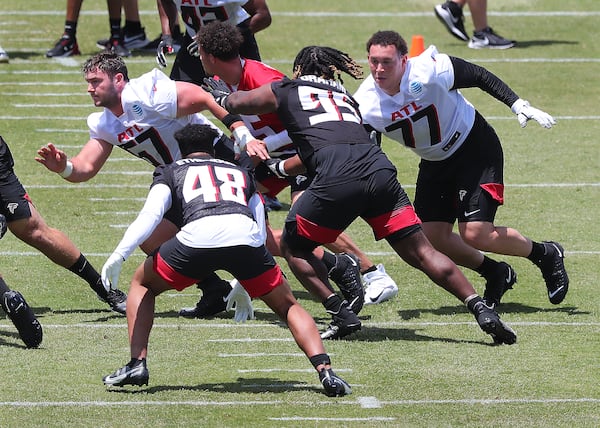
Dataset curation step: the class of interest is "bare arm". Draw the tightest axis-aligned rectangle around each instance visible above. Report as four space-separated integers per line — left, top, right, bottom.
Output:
36 138 114 183
225 83 278 115
242 0 272 33
158 0 179 35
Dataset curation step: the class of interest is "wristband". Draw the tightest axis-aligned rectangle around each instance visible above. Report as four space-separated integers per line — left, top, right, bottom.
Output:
276 159 288 176
232 125 254 151
59 160 73 178
222 113 243 129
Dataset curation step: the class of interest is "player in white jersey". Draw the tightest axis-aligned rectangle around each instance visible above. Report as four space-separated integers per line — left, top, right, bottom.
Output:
354 30 569 307
36 51 268 318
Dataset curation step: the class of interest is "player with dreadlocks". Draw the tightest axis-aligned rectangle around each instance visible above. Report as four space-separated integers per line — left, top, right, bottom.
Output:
203 45 517 344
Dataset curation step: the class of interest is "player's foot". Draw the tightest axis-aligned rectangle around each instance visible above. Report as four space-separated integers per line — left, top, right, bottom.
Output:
321 297 361 340
179 276 230 318
468 27 515 49
96 26 150 51
363 264 398 305
103 37 131 57
0 45 9 63
434 1 469 41
482 262 517 309
1 290 43 348
46 34 80 58
537 241 569 304
328 253 364 315
468 298 516 345
318 368 352 397
98 286 127 315
103 358 149 387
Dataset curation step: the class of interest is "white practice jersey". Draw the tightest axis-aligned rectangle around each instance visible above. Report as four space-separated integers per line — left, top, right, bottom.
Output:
355 46 476 161
175 0 250 38
87 68 222 167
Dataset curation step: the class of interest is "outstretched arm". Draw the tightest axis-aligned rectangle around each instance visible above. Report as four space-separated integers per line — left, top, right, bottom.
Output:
35 138 113 182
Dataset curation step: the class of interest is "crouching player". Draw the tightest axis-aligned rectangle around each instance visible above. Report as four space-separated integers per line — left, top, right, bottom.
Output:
100 124 351 397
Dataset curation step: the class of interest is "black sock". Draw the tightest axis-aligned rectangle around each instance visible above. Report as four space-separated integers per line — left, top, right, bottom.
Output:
109 19 121 40
0 276 11 295
527 241 547 266
64 20 77 38
475 255 499 277
124 20 142 33
361 265 377 275
68 254 107 298
321 251 337 270
323 294 344 312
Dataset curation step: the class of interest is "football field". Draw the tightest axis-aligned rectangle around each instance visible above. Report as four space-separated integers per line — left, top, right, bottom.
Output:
0 0 599 426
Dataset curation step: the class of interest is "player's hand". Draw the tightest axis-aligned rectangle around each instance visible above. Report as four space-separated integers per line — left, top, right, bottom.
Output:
264 158 288 178
35 143 68 173
511 99 556 129
101 252 125 292
224 280 255 323
202 77 232 109
245 139 270 160
156 34 175 68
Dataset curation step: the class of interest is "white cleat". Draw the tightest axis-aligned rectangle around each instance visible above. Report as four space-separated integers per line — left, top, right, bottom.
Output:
363 264 398 305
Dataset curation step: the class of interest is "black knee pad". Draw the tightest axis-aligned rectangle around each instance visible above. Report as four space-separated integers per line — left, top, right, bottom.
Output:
1 290 43 348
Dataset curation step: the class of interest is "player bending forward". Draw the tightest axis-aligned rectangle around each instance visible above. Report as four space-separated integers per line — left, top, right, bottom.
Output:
101 124 351 397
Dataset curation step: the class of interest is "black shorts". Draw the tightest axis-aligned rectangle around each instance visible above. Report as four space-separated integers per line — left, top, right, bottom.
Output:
413 111 504 224
283 169 421 251
0 137 32 221
155 238 281 298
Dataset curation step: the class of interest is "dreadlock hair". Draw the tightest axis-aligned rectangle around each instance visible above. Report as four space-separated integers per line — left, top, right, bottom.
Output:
82 51 129 81
195 21 244 61
173 124 218 158
366 30 409 56
292 46 363 84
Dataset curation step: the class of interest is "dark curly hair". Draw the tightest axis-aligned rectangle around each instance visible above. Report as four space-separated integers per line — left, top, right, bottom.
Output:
194 21 244 61
366 30 408 56
292 46 363 84
173 124 218 158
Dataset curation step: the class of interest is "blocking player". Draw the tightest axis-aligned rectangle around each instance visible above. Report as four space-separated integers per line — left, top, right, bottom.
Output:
353 30 568 307
204 45 517 345
36 51 265 318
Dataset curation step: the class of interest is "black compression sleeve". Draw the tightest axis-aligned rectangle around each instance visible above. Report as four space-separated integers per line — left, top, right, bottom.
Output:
449 56 520 107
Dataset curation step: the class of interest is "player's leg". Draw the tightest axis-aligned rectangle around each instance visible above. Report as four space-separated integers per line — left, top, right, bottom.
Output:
258 276 351 397
0 276 43 348
9 201 126 314
103 257 172 387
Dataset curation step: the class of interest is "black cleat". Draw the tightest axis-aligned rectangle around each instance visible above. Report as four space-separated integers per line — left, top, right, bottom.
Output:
319 368 352 397
179 276 230 318
46 34 80 58
468 298 516 345
320 296 361 340
328 253 364 315
1 290 43 348
434 1 469 41
538 241 569 304
97 284 127 315
103 358 149 387
482 262 517 309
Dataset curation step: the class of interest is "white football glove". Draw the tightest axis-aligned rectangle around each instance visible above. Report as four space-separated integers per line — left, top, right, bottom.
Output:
101 252 125 292
156 34 175 68
224 279 255 323
510 98 556 129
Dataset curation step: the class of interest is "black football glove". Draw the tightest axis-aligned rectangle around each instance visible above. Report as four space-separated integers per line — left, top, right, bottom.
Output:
156 34 175 68
202 77 232 109
264 158 288 179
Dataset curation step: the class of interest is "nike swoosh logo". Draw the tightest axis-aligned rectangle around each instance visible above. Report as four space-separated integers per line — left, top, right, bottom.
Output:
548 286 564 299
464 209 481 217
369 290 384 303
78 260 87 273
505 269 512 284
346 255 358 267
